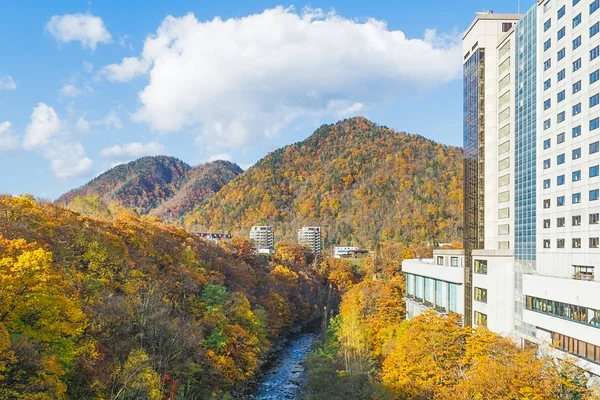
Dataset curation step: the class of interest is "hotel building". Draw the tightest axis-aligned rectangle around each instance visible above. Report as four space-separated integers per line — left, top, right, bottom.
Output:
403 1 600 376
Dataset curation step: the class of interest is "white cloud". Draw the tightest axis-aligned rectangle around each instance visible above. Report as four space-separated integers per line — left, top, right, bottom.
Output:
83 61 94 73
0 121 19 152
46 13 112 50
76 116 91 132
101 141 165 159
46 143 93 179
207 153 232 162
23 103 93 179
102 7 461 149
102 110 123 129
23 103 64 149
0 75 16 90
60 82 93 97
338 102 364 118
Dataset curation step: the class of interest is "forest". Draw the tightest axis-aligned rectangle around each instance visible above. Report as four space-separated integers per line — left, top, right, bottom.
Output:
0 194 351 399
184 117 464 248
303 247 598 400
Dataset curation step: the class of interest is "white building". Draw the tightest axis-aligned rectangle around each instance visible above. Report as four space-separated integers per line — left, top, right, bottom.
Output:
403 3 600 376
249 226 274 250
403 250 464 320
333 246 359 258
298 226 322 256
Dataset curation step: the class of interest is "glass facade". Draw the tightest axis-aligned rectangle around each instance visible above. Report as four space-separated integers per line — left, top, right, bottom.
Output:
463 48 486 327
514 5 538 337
405 273 459 313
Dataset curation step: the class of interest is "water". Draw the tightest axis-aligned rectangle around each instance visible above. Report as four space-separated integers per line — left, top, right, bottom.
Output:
252 332 316 400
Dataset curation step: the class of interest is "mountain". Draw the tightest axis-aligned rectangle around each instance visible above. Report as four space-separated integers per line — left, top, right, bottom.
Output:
57 156 242 220
184 117 463 247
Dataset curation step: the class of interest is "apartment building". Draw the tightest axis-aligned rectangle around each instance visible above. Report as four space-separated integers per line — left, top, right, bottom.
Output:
403 2 600 376
298 226 322 256
249 225 275 251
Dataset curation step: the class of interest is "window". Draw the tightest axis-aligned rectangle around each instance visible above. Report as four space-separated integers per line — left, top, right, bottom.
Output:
558 47 566 61
437 256 444 265
544 138 552 149
474 287 488 303
502 22 513 32
558 153 566 164
574 0 580 5
558 68 566 81
573 13 582 27
544 39 552 51
591 117 600 131
451 257 458 267
558 5 566 19
474 311 487 328
474 259 487 274
591 69 600 84
498 224 510 235
573 80 582 93
499 174 510 186
591 22 600 37
591 165 600 177
499 158 510 171
558 195 566 206
573 238 582 248
499 141 510 154
499 191 510 202
558 27 566 40
544 199 551 208
498 208 510 219
591 46 600 60
591 189 600 201
544 239 551 248
573 101 582 113
573 170 582 181
558 111 566 122
544 219 551 228
544 178 551 189
544 99 552 110
590 213 600 224
557 239 566 248
544 18 552 31
558 90 566 101
544 159 551 169
573 125 582 137
544 119 551 130
573 193 582 204
558 217 566 227
558 132 566 143
558 175 566 185
574 265 594 280
573 147 582 159
573 35 582 50
591 94 600 107
590 238 600 248
544 78 552 90
591 141 600 154
592 0 600 14
574 58 582 71
573 215 582 226
545 58 552 71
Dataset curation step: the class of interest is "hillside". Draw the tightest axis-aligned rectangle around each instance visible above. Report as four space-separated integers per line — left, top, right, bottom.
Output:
0 195 328 398
57 156 242 220
185 117 463 247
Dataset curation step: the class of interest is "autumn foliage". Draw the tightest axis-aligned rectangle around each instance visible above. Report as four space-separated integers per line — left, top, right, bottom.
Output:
185 117 463 248
0 195 326 398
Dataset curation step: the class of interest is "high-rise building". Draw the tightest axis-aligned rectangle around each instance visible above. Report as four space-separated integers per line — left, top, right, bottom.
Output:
403 3 600 376
249 226 274 251
298 226 322 256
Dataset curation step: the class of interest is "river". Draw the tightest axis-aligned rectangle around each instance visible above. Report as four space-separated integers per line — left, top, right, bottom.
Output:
251 332 316 400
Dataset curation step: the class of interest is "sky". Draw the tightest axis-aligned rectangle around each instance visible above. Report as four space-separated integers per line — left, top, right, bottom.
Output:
0 0 522 199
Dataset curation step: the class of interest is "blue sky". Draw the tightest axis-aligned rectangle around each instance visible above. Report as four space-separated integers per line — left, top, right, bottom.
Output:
0 0 521 199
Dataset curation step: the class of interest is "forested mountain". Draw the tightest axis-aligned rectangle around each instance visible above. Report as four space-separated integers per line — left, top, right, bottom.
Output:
185 117 463 247
57 156 242 220
0 195 331 398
